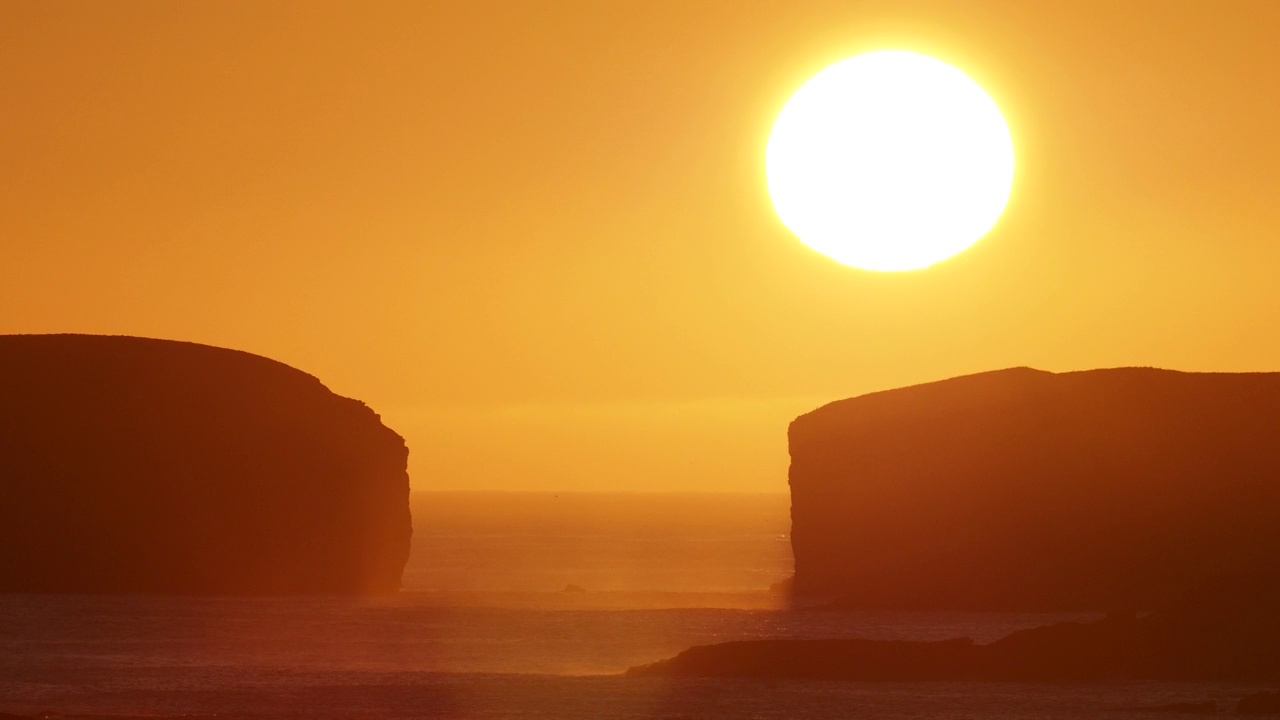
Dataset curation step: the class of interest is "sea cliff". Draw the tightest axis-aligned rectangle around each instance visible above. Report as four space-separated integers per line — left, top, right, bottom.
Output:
788 367 1280 610
0 334 411 594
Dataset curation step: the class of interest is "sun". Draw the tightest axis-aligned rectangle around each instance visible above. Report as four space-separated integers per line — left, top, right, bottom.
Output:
766 50 1015 271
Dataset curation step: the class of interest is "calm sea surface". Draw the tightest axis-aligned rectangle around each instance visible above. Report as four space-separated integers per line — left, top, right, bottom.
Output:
0 493 1270 719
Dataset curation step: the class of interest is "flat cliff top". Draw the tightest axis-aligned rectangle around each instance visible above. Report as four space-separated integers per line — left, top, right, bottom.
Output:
0 332 330 395
793 366 1280 433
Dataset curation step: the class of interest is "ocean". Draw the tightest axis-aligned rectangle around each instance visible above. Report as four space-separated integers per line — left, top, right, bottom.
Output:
0 492 1270 719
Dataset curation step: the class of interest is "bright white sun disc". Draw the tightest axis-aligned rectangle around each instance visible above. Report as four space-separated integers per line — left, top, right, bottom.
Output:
766 50 1014 271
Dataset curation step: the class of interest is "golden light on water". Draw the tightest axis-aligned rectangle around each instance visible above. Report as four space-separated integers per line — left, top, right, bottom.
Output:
766 50 1015 271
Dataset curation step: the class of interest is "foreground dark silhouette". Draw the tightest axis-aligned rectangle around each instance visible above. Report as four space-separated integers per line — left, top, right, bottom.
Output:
0 334 411 594
1116 700 1216 715
628 576 1280 682
789 367 1280 611
1239 691 1280 715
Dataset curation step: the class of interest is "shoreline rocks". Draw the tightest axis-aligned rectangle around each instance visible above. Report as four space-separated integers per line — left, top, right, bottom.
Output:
628 576 1280 682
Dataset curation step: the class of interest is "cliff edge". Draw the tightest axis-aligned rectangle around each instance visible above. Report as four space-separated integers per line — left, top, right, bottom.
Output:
789 367 1280 610
0 334 411 594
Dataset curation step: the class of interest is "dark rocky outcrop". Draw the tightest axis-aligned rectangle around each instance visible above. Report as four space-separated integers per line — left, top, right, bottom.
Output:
627 636 978 680
789 367 1280 611
1117 701 1216 715
0 334 411 594
1239 691 1280 715
627 576 1280 682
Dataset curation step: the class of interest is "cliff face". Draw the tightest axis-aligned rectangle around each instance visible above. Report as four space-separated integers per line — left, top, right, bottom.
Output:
0 334 411 595
789 367 1280 610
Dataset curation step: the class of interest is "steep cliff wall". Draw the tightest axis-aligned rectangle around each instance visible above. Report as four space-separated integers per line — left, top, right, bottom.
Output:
0 334 411 594
788 367 1280 610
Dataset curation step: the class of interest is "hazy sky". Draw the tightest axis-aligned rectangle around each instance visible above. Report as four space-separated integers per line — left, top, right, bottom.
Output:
5 1 1280 491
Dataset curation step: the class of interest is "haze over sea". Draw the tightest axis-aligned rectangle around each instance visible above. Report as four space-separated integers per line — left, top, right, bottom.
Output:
0 493 1268 719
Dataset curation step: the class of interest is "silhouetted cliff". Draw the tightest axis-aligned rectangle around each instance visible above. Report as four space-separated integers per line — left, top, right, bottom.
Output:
627 575 1280 681
789 367 1280 610
0 334 411 594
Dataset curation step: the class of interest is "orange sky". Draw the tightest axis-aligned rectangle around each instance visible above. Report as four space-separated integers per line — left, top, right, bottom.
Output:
5 1 1280 491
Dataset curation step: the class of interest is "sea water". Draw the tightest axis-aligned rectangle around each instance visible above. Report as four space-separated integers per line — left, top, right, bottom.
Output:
0 493 1269 719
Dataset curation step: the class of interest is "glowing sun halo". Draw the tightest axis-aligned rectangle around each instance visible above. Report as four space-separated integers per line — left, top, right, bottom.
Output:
766 50 1015 271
